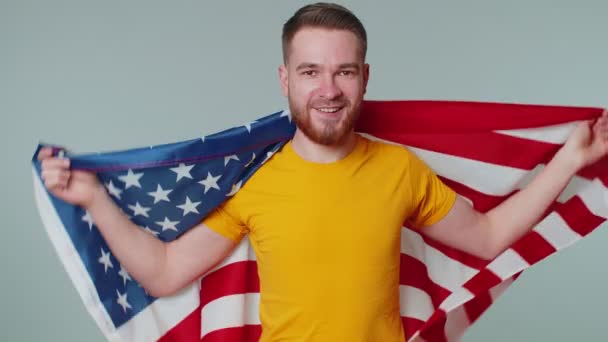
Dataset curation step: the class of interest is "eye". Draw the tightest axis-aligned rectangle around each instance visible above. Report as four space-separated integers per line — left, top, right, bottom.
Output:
301 70 317 77
338 70 355 76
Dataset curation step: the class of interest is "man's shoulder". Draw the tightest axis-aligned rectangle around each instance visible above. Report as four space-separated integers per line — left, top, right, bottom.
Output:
360 134 415 160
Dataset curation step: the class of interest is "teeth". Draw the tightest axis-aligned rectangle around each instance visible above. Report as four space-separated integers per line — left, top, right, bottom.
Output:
317 107 340 113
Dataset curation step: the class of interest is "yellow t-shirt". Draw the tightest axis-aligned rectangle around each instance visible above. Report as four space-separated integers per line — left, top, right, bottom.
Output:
203 134 456 342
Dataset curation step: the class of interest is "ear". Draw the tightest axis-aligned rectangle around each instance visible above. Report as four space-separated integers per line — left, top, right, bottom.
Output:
278 64 289 97
362 63 370 95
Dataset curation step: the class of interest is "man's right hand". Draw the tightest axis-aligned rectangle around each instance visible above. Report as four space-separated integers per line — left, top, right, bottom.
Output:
36 146 238 297
38 146 106 208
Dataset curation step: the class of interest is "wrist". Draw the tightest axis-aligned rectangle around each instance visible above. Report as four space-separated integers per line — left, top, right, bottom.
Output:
553 147 583 175
84 183 109 211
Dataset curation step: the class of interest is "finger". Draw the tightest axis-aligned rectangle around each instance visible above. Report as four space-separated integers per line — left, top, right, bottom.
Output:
41 157 70 171
41 169 70 188
37 147 54 160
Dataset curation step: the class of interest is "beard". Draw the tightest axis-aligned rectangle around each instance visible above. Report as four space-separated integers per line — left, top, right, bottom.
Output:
288 97 361 146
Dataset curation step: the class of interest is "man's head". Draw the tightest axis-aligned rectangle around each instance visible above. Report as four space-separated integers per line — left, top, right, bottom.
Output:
279 3 369 146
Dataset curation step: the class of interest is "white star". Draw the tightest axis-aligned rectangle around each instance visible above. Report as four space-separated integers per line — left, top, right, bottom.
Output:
243 120 256 133
280 109 292 122
224 154 240 166
82 211 94 230
176 196 201 216
156 217 179 232
263 151 276 163
245 153 256 167
118 169 144 189
226 181 242 197
148 184 172 204
142 226 160 237
105 180 123 200
170 163 195 182
116 290 132 313
98 248 113 273
199 172 221 193
127 202 151 218
118 265 132 286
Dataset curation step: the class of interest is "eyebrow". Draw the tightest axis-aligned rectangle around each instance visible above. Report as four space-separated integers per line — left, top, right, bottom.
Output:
295 63 361 71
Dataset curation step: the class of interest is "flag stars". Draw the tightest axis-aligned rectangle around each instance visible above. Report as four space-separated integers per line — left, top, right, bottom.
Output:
82 211 94 230
170 163 195 182
148 184 172 204
226 181 242 197
118 169 144 189
156 217 179 232
177 196 201 216
245 153 256 167
105 180 123 200
128 202 151 218
199 172 221 193
280 109 292 122
118 265 132 286
224 154 239 166
98 248 114 273
116 290 132 313
142 226 160 237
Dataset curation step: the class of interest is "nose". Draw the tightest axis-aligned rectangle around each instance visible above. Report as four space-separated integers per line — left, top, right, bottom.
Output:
318 74 342 100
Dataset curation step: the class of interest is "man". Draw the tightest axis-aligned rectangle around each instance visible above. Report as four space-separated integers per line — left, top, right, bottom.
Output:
38 3 608 342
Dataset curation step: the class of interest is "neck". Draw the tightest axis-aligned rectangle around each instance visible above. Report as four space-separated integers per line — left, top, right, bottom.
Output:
290 129 358 163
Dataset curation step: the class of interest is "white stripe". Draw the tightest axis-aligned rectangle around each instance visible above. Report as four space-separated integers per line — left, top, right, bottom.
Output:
575 178 608 219
534 212 582 250
408 146 608 223
443 305 470 342
486 249 529 280
117 284 199 341
367 134 608 220
439 288 475 312
399 285 435 322
401 228 478 291
206 236 256 275
495 121 579 144
34 166 198 342
200 293 261 338
33 168 120 341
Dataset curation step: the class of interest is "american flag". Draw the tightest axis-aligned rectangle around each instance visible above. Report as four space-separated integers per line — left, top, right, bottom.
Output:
31 100 607 342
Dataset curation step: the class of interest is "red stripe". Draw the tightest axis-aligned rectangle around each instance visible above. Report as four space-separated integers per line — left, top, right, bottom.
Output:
359 100 601 133
158 307 202 342
201 325 261 342
510 231 557 265
199 261 259 307
557 196 605 237
400 254 451 308
463 291 493 324
463 269 503 296
382 131 558 171
402 316 424 341
418 310 448 342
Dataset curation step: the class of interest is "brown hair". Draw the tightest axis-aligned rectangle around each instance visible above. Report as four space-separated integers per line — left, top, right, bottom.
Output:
282 2 367 63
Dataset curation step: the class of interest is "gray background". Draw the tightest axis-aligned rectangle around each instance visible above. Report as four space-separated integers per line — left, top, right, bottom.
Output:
2 0 607 341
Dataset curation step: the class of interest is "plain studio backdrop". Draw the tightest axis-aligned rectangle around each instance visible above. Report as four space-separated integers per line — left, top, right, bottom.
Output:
2 1 607 341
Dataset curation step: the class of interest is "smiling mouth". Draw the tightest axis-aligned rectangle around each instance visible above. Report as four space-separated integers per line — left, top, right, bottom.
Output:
313 107 344 118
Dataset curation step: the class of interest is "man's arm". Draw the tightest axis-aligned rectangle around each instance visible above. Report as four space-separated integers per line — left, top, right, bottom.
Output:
422 112 608 260
39 147 238 297
87 190 237 297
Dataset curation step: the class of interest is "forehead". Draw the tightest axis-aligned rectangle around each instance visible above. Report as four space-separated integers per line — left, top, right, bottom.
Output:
286 27 363 66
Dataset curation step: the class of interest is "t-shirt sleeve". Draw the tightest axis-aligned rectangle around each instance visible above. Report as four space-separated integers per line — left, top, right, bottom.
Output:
407 151 457 228
202 199 248 243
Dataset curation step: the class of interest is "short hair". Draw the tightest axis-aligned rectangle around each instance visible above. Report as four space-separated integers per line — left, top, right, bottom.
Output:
281 2 367 63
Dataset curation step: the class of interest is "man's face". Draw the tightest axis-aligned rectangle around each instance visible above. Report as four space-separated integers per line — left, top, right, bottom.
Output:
279 28 369 146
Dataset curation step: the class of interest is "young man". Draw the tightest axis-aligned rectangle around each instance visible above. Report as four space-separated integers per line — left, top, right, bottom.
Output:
38 3 608 342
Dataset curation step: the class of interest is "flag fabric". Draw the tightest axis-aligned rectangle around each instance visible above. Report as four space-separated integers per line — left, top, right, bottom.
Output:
31 100 607 342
